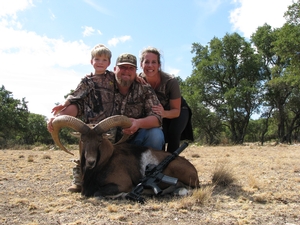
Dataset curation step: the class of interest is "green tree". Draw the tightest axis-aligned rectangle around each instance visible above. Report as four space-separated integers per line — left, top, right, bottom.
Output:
251 1 300 143
250 24 289 142
23 113 52 144
284 0 300 25
276 0 300 86
188 33 263 144
181 73 222 144
0 85 29 147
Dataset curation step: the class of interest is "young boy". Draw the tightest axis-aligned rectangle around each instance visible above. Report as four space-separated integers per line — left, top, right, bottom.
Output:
49 44 114 193
51 44 112 115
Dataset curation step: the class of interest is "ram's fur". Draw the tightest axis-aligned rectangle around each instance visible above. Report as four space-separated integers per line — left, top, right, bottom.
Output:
51 115 200 198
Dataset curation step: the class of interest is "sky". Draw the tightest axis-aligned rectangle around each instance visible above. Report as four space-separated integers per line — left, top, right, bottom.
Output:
0 0 294 119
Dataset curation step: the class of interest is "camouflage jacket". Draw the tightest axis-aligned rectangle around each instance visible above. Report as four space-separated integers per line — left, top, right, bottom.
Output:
67 70 162 125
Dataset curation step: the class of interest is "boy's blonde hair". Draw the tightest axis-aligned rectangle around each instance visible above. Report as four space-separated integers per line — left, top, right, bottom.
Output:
91 44 112 61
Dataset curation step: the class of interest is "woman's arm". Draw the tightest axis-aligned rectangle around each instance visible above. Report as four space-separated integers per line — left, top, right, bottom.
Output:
152 97 181 119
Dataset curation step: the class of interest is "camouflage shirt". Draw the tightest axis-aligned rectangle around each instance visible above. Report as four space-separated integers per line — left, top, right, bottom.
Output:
66 70 162 125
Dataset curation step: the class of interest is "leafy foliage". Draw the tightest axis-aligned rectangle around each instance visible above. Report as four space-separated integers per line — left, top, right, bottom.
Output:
0 85 29 147
250 2 300 143
0 85 77 148
187 33 263 144
179 1 300 145
23 113 52 145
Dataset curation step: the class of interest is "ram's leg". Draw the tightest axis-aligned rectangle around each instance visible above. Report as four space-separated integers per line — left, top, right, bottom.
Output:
89 172 134 198
164 158 200 188
94 183 124 197
160 181 191 196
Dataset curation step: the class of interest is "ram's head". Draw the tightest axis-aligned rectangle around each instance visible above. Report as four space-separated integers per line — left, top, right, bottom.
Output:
50 115 132 167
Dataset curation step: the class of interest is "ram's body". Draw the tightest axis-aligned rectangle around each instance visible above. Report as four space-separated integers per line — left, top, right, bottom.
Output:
51 115 200 198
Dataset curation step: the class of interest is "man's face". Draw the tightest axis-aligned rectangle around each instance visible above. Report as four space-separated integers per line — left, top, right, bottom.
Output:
114 64 137 87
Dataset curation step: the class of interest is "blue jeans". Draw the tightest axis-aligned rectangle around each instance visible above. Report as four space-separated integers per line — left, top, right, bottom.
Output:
128 128 165 150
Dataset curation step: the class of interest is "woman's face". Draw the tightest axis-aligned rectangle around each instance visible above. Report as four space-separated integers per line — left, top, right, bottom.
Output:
141 52 160 77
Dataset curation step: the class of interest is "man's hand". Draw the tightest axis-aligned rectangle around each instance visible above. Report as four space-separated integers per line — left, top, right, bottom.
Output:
122 118 139 135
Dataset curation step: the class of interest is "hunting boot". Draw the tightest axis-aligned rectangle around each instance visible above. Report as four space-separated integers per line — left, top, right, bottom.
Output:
67 160 82 193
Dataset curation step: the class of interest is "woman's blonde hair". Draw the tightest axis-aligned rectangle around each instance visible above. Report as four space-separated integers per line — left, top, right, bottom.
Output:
139 46 162 66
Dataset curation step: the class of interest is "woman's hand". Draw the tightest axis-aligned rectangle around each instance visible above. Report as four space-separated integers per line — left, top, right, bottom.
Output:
152 104 165 118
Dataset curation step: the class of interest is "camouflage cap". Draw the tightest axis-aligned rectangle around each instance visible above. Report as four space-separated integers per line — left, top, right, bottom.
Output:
116 53 137 67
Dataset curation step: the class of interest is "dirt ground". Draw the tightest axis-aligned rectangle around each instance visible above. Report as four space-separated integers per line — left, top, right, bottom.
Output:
0 144 299 225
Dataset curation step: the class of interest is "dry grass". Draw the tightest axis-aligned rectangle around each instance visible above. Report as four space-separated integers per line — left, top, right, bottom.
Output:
212 160 235 186
0 144 300 225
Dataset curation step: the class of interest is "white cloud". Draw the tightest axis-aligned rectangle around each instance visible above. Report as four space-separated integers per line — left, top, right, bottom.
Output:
83 0 111 15
0 3 92 119
49 9 56 20
0 0 34 17
166 66 180 77
195 0 222 14
230 0 294 38
82 26 103 37
108 35 131 47
82 26 95 37
0 31 91 118
0 24 90 67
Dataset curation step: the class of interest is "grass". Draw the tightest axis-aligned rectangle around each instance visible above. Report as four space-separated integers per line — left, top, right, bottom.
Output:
0 144 300 224
212 160 235 186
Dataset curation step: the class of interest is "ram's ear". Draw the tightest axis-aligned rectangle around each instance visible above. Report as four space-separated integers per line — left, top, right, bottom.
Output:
98 138 114 166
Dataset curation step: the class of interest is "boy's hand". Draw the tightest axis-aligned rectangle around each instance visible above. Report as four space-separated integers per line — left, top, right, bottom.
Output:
47 117 55 132
51 100 71 115
51 104 65 115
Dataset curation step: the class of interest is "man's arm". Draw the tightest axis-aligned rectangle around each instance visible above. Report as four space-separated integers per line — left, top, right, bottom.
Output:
136 116 160 129
143 85 162 125
122 115 159 135
122 83 161 135
134 115 160 129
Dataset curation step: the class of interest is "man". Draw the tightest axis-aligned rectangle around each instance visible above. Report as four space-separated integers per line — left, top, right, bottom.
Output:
47 53 165 192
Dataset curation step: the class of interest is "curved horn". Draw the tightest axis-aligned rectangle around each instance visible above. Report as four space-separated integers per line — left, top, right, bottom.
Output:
51 115 90 155
93 115 132 144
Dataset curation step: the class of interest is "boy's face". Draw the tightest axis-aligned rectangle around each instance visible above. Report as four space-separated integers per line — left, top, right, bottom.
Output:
91 54 110 74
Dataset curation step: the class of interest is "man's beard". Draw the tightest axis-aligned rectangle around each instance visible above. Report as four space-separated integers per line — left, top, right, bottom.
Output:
116 77 133 87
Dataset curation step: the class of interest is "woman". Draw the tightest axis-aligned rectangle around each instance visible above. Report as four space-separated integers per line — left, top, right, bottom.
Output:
139 47 194 153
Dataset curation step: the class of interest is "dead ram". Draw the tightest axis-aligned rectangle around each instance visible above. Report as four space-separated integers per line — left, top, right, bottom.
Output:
51 115 200 198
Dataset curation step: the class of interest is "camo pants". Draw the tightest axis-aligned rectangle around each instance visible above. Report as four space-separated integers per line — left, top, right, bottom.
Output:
71 160 82 186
